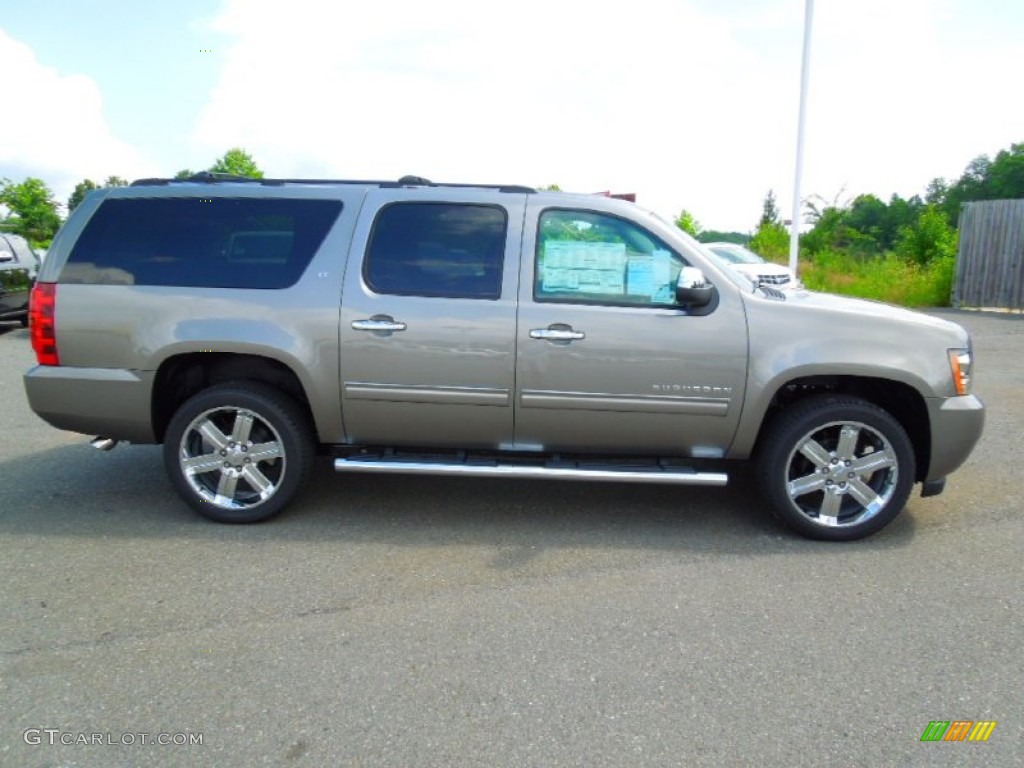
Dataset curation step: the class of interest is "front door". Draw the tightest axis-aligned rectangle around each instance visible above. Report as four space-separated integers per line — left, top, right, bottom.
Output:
339 189 526 448
514 203 748 457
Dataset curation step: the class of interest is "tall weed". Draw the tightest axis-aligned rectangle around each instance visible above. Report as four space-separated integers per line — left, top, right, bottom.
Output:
799 250 954 307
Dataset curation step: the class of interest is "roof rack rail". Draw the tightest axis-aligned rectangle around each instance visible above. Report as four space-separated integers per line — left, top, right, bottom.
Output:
130 174 536 194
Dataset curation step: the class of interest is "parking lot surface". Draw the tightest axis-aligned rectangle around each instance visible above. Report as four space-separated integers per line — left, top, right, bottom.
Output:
1 309 1021 767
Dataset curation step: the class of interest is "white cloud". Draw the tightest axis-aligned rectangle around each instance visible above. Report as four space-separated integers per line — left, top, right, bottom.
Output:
194 0 796 230
190 0 1024 231
0 28 158 209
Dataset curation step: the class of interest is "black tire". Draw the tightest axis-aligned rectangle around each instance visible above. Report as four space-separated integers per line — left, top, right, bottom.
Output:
19 313 29 328
756 395 915 541
163 382 314 523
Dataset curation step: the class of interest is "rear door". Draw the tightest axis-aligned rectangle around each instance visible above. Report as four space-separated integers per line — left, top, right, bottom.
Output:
338 188 526 448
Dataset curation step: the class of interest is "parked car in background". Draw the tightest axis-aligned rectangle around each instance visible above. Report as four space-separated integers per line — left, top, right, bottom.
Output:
0 233 40 326
703 242 799 289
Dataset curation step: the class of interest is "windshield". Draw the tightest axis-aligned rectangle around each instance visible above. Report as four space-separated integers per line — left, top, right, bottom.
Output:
706 244 765 265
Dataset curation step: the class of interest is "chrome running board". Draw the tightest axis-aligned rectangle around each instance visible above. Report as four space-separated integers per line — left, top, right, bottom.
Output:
334 451 727 487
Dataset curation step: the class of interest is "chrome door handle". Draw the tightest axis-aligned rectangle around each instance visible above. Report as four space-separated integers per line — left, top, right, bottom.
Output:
352 317 408 332
530 328 585 341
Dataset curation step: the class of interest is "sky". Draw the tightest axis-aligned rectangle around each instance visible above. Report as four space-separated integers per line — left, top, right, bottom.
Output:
1 0 1022 232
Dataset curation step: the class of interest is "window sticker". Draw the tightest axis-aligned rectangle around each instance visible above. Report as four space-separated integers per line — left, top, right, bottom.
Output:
626 255 654 296
542 240 626 295
651 249 674 303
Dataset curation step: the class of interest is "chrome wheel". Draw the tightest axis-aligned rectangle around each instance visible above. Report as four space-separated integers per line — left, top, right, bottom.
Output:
179 406 286 510
164 382 314 523
784 420 899 529
757 395 915 540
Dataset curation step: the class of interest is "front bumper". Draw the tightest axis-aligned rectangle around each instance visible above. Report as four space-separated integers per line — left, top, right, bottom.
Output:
925 394 985 482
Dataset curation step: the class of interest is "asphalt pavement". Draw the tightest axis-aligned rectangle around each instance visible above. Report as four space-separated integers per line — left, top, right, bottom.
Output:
0 309 1020 767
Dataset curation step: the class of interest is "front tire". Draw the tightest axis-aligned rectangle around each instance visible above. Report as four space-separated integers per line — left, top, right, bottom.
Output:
756 395 915 541
163 382 314 523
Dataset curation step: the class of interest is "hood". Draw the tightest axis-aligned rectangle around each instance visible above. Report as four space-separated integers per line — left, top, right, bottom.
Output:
733 262 791 276
785 290 968 336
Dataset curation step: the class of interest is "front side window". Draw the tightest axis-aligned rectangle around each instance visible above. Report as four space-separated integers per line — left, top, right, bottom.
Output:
535 209 686 307
62 197 342 289
364 203 506 300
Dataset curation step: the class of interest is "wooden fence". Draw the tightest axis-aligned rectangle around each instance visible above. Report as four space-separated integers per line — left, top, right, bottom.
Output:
954 200 1024 310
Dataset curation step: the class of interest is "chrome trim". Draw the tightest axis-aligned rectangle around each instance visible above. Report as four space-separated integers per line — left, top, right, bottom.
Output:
351 318 407 332
335 457 728 486
530 328 585 341
344 382 511 406
520 389 730 416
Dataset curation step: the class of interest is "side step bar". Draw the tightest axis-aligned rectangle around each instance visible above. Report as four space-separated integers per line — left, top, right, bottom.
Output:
334 452 727 487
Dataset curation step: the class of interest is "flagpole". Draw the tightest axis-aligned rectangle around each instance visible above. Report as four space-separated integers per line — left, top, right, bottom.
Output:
789 0 814 277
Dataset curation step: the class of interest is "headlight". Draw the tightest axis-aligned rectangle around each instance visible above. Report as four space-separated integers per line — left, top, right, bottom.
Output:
948 348 972 395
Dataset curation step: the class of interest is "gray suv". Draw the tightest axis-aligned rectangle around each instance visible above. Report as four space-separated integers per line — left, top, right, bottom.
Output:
23 175 985 540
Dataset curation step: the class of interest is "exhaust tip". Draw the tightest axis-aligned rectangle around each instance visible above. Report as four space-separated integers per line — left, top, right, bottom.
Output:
90 437 118 452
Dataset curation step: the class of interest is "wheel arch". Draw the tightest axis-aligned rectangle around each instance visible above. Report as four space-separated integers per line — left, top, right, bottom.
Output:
749 375 930 483
152 352 317 444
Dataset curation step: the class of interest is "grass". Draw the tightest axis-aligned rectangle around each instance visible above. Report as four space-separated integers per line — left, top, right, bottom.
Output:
796 250 955 308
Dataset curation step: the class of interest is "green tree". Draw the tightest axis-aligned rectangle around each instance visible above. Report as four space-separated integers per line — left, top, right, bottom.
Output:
674 209 701 238
758 189 780 228
800 194 851 255
988 142 1024 199
539 183 562 191
845 194 886 250
68 176 130 213
924 177 948 206
743 189 790 261
881 194 924 249
895 205 957 266
935 142 1024 224
748 221 789 262
0 177 62 246
208 148 264 178
174 169 194 180
68 179 100 213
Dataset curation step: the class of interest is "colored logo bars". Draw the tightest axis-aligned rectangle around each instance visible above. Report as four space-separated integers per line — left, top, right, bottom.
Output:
920 720 997 742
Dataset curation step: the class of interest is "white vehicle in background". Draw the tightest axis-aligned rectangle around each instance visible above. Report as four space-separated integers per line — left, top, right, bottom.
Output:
703 242 800 290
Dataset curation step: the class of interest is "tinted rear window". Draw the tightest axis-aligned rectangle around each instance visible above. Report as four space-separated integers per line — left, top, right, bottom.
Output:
62 197 342 288
363 203 507 300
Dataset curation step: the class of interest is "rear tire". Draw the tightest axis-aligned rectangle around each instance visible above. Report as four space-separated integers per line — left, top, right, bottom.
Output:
163 382 314 523
756 395 915 541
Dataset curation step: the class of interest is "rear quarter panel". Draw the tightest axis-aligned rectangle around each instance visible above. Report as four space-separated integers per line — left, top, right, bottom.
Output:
43 186 366 444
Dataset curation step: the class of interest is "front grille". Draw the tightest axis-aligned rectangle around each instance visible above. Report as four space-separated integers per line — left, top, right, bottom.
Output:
757 274 791 285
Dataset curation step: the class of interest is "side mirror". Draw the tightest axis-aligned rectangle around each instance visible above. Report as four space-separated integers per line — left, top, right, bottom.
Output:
675 266 715 309
0 251 13 263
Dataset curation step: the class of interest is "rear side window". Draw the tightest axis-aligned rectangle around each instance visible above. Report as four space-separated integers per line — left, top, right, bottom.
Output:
364 203 506 300
62 197 342 288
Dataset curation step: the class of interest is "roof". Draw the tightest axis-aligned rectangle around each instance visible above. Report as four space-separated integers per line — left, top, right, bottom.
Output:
130 172 536 195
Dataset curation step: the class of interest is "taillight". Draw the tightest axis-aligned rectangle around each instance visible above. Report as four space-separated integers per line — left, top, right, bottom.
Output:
30 282 59 366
